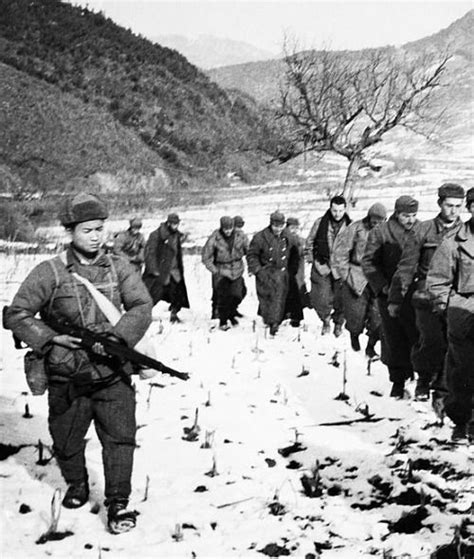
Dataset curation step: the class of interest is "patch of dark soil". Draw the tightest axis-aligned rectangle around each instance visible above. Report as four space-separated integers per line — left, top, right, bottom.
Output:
258 543 290 556
390 506 429 534
36 530 74 544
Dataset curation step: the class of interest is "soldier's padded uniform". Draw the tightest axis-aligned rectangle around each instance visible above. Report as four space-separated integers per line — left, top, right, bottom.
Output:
4 247 152 505
426 219 474 428
362 214 421 386
389 215 463 392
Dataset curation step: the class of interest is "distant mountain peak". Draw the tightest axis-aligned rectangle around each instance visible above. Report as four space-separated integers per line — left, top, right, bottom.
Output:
153 34 277 69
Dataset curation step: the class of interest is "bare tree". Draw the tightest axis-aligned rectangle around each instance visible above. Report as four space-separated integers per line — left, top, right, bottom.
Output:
274 40 452 200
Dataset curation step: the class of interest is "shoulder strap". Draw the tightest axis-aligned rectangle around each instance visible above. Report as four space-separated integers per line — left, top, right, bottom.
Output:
47 257 62 315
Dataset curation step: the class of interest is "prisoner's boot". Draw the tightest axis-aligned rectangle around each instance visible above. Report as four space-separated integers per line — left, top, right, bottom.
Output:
107 499 137 535
234 310 243 318
62 481 89 509
333 323 343 338
269 324 279 337
414 375 431 402
431 391 446 422
229 316 239 326
290 319 301 328
365 335 379 359
321 318 331 336
350 333 361 352
390 381 405 399
219 319 230 331
170 311 181 324
451 424 468 443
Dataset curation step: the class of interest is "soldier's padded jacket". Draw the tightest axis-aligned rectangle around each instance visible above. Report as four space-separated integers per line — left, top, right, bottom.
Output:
426 220 474 311
388 215 463 306
4 247 152 383
332 217 372 297
201 228 249 280
361 214 422 296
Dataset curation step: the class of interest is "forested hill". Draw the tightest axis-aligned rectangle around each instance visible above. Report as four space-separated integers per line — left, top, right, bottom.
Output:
0 0 274 180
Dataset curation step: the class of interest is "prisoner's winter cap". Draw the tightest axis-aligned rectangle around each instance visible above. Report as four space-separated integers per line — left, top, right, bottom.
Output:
466 188 474 205
286 216 300 227
233 215 245 227
395 195 418 213
368 203 387 219
220 216 234 229
167 213 180 224
438 183 465 200
270 211 285 225
59 193 108 226
129 217 143 228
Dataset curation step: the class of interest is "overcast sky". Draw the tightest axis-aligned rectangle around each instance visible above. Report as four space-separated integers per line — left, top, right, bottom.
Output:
72 1 471 53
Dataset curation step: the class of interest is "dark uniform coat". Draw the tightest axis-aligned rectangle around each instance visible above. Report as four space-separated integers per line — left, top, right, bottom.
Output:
389 215 463 385
362 214 422 383
426 220 474 426
143 222 190 308
247 227 300 326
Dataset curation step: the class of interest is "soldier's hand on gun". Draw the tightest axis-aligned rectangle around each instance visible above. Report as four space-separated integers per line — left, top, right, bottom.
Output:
387 303 401 318
52 334 82 349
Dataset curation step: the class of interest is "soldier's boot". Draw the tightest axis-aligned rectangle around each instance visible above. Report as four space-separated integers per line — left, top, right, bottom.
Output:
170 310 181 323
107 499 137 534
62 480 89 509
431 390 446 422
414 374 431 402
390 381 406 399
365 335 379 360
333 323 343 338
350 333 361 352
321 318 331 336
269 324 279 337
451 424 468 443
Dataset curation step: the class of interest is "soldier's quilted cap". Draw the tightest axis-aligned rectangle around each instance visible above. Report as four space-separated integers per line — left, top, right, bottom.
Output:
395 195 418 213
220 216 234 229
438 183 465 200
167 213 180 224
233 215 245 227
286 216 300 226
466 188 474 205
59 193 108 226
368 203 387 219
270 211 285 225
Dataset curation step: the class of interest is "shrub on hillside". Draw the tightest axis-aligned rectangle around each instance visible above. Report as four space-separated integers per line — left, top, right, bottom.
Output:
0 202 36 242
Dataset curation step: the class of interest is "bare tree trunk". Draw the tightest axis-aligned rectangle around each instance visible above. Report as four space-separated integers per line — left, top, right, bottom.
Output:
342 155 361 203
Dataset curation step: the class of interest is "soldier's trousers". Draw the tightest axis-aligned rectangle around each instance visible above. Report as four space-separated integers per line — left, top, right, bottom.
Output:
48 379 136 503
342 283 381 340
411 304 447 390
444 294 474 426
377 295 418 384
309 273 344 325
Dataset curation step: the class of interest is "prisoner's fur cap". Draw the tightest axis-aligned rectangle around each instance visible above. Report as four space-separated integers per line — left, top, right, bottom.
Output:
59 193 108 226
220 216 234 229
233 215 245 227
286 217 300 227
438 183 465 200
129 217 143 228
270 211 285 225
368 203 387 219
395 195 418 213
167 213 180 224
466 188 474 205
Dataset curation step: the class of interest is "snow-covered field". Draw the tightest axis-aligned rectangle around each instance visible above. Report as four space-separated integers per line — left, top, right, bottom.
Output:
1 242 472 558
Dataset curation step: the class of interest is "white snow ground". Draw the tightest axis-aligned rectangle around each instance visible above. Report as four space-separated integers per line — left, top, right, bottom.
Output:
1 238 473 558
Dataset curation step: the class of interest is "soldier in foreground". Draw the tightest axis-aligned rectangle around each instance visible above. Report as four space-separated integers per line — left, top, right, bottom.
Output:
389 184 465 402
142 213 190 323
113 217 146 273
305 195 351 336
362 196 421 398
247 211 300 336
3 193 152 534
202 216 249 330
426 188 474 442
333 203 387 358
